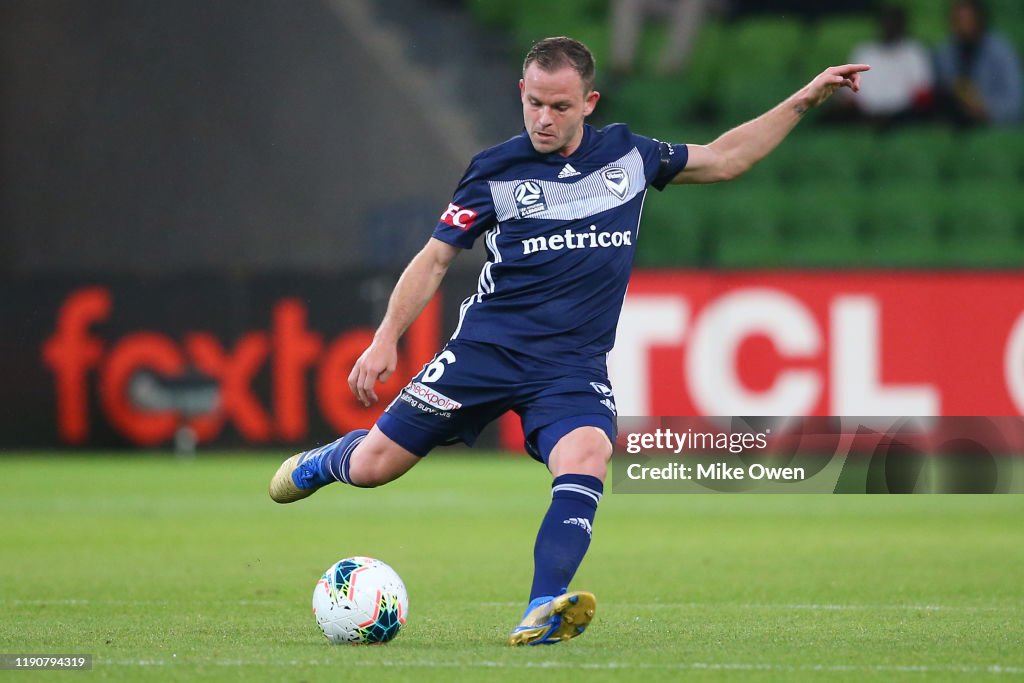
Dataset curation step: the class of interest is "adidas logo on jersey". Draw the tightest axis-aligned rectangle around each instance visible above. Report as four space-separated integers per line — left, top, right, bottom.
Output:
557 163 581 179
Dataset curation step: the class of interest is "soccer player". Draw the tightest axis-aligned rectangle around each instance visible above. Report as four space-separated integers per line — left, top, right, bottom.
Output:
270 36 868 645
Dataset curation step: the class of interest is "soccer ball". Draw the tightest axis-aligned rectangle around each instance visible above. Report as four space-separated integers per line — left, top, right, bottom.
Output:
312 556 408 644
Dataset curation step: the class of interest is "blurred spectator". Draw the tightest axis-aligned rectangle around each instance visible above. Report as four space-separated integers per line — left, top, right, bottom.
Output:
846 6 934 123
934 0 1023 126
610 0 718 75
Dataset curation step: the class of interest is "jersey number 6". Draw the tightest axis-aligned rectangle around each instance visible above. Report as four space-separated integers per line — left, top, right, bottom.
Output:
422 350 457 383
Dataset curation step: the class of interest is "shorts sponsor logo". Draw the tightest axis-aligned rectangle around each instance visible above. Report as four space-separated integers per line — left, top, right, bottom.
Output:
440 203 477 230
521 225 633 255
601 167 629 200
600 398 617 415
513 181 547 218
403 381 463 411
590 381 613 397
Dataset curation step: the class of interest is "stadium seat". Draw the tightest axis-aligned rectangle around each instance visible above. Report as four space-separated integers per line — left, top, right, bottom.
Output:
464 0 519 29
710 187 789 267
726 17 805 71
605 75 701 131
678 20 727 104
780 186 864 267
799 16 876 78
717 18 805 123
512 1 606 55
861 184 942 266
636 190 705 266
866 128 950 185
718 74 800 127
769 130 873 186
942 183 1022 267
564 22 612 76
947 129 1024 183
887 0 948 45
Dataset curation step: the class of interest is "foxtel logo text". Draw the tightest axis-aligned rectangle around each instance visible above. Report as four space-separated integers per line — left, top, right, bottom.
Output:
41 287 439 446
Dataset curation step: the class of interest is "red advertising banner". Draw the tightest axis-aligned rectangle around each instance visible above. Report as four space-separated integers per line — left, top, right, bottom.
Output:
2 276 444 448
606 271 1024 418
7 271 1024 450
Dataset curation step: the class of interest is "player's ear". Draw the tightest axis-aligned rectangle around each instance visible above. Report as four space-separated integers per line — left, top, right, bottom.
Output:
583 89 600 116
519 79 526 100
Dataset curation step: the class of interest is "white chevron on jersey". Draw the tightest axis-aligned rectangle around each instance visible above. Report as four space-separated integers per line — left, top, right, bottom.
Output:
488 148 646 222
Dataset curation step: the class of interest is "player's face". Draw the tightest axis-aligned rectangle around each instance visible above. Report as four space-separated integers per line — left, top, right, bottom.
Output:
520 64 600 156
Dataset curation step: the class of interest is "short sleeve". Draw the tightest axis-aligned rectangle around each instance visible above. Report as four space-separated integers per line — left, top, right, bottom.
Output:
650 140 689 190
431 157 497 249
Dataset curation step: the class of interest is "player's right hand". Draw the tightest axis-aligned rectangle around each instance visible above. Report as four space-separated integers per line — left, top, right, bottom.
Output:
348 340 398 407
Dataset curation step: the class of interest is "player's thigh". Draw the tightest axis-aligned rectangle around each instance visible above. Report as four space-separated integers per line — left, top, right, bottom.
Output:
548 426 614 480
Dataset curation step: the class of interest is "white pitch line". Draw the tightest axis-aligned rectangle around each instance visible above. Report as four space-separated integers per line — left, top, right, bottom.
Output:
1 598 285 606
99 658 1024 675
4 598 1021 613
476 601 1021 613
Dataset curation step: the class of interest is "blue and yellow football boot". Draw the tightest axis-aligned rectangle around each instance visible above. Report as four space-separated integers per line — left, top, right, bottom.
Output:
268 450 330 503
508 591 596 646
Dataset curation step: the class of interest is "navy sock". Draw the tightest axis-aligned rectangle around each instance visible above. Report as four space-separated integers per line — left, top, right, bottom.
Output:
529 474 603 602
301 429 368 487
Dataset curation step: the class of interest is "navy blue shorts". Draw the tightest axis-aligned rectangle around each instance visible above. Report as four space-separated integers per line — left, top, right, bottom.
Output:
376 339 617 463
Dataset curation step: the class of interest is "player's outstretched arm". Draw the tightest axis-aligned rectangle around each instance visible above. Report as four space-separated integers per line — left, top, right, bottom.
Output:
672 64 870 185
348 238 460 407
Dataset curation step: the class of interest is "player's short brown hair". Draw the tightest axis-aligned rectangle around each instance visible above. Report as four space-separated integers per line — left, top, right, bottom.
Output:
522 37 596 92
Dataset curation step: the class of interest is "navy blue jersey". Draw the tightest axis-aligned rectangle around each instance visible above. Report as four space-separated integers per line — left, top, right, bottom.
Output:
432 123 688 368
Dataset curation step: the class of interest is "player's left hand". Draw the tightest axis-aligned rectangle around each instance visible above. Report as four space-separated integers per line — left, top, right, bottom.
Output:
802 64 870 109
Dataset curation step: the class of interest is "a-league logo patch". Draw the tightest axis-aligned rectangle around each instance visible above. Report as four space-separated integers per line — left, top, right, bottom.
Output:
513 180 547 218
600 167 629 200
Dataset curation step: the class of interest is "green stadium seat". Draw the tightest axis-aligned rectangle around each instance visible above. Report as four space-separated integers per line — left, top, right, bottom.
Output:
941 183 1023 267
866 128 951 185
947 129 1024 183
717 19 805 123
769 130 873 186
564 22 612 75
512 2 606 54
464 0 516 28
678 20 727 103
635 190 705 266
726 17 805 70
605 75 701 131
800 16 876 77
780 186 864 267
886 0 948 45
718 74 800 127
709 187 789 267
861 184 943 266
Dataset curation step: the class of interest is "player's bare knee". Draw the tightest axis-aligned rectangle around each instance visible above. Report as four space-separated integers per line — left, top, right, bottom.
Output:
549 427 613 479
348 432 419 487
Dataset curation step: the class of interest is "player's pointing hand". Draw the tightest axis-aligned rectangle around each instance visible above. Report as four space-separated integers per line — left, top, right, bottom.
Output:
801 64 871 110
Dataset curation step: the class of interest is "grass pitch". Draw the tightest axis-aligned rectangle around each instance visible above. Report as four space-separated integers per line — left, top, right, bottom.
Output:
1 453 1022 682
